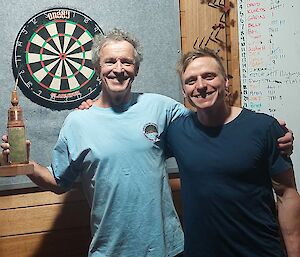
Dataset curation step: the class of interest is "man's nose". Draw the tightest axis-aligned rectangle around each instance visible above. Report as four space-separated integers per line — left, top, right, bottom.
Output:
113 60 124 73
195 76 205 89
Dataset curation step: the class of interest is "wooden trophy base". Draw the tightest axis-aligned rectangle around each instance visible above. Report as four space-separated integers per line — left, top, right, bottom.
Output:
0 163 34 177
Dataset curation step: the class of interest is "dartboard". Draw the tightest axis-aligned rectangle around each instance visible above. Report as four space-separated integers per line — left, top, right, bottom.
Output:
12 8 104 110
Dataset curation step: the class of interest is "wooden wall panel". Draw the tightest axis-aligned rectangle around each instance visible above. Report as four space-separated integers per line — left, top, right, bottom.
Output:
228 0 241 106
1 228 90 257
180 0 227 57
0 201 89 236
0 187 90 257
0 189 85 209
169 177 183 222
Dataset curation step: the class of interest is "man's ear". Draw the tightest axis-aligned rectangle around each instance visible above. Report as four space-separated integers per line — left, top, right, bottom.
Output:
134 66 139 76
225 78 229 89
96 67 101 77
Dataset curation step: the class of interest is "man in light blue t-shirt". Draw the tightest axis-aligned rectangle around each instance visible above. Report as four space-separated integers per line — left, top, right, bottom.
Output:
2 28 186 257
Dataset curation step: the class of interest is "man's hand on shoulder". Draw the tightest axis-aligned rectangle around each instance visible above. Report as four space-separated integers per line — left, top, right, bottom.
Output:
77 99 94 110
277 119 294 157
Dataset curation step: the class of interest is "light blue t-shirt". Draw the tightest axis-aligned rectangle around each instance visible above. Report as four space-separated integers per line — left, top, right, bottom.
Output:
49 93 187 257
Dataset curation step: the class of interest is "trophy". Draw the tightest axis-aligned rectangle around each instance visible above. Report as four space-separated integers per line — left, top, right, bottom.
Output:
0 79 34 176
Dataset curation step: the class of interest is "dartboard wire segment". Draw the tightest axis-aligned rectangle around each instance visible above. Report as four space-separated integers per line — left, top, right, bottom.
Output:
12 8 104 110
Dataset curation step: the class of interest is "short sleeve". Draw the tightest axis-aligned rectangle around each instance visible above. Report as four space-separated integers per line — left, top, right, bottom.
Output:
50 116 84 191
267 120 293 177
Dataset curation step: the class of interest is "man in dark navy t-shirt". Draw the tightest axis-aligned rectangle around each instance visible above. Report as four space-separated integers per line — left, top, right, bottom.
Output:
166 48 300 257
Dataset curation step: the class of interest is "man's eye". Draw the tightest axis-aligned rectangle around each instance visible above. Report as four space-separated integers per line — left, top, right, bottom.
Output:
105 61 115 66
203 74 216 80
186 79 196 85
122 61 134 66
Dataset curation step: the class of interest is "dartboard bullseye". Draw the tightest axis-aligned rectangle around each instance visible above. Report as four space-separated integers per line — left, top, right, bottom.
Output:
12 8 104 110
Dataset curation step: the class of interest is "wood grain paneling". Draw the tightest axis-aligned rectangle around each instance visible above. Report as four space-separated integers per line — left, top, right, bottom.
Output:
0 187 90 257
0 201 89 237
0 228 90 257
228 0 241 106
0 188 85 209
180 0 227 54
169 178 183 219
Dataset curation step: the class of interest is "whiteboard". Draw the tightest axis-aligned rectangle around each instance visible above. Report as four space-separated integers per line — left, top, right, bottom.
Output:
237 0 300 189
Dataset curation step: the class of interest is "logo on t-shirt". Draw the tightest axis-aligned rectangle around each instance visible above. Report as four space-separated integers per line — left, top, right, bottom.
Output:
143 123 160 142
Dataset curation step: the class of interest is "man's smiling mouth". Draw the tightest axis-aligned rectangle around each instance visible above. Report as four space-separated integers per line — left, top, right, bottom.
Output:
193 90 216 98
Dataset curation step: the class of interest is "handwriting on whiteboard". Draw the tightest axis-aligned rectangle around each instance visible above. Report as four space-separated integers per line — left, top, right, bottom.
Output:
238 0 299 114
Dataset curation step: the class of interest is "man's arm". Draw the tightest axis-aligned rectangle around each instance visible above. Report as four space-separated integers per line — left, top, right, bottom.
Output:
272 169 300 257
28 161 65 194
77 100 294 155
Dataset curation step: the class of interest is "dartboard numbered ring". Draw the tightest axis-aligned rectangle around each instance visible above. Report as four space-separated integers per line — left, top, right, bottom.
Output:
12 8 104 110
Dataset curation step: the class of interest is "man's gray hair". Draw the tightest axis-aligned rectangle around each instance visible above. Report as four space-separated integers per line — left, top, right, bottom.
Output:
91 28 143 75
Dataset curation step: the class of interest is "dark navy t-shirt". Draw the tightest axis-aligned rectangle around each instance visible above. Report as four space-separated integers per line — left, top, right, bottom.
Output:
166 108 291 257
